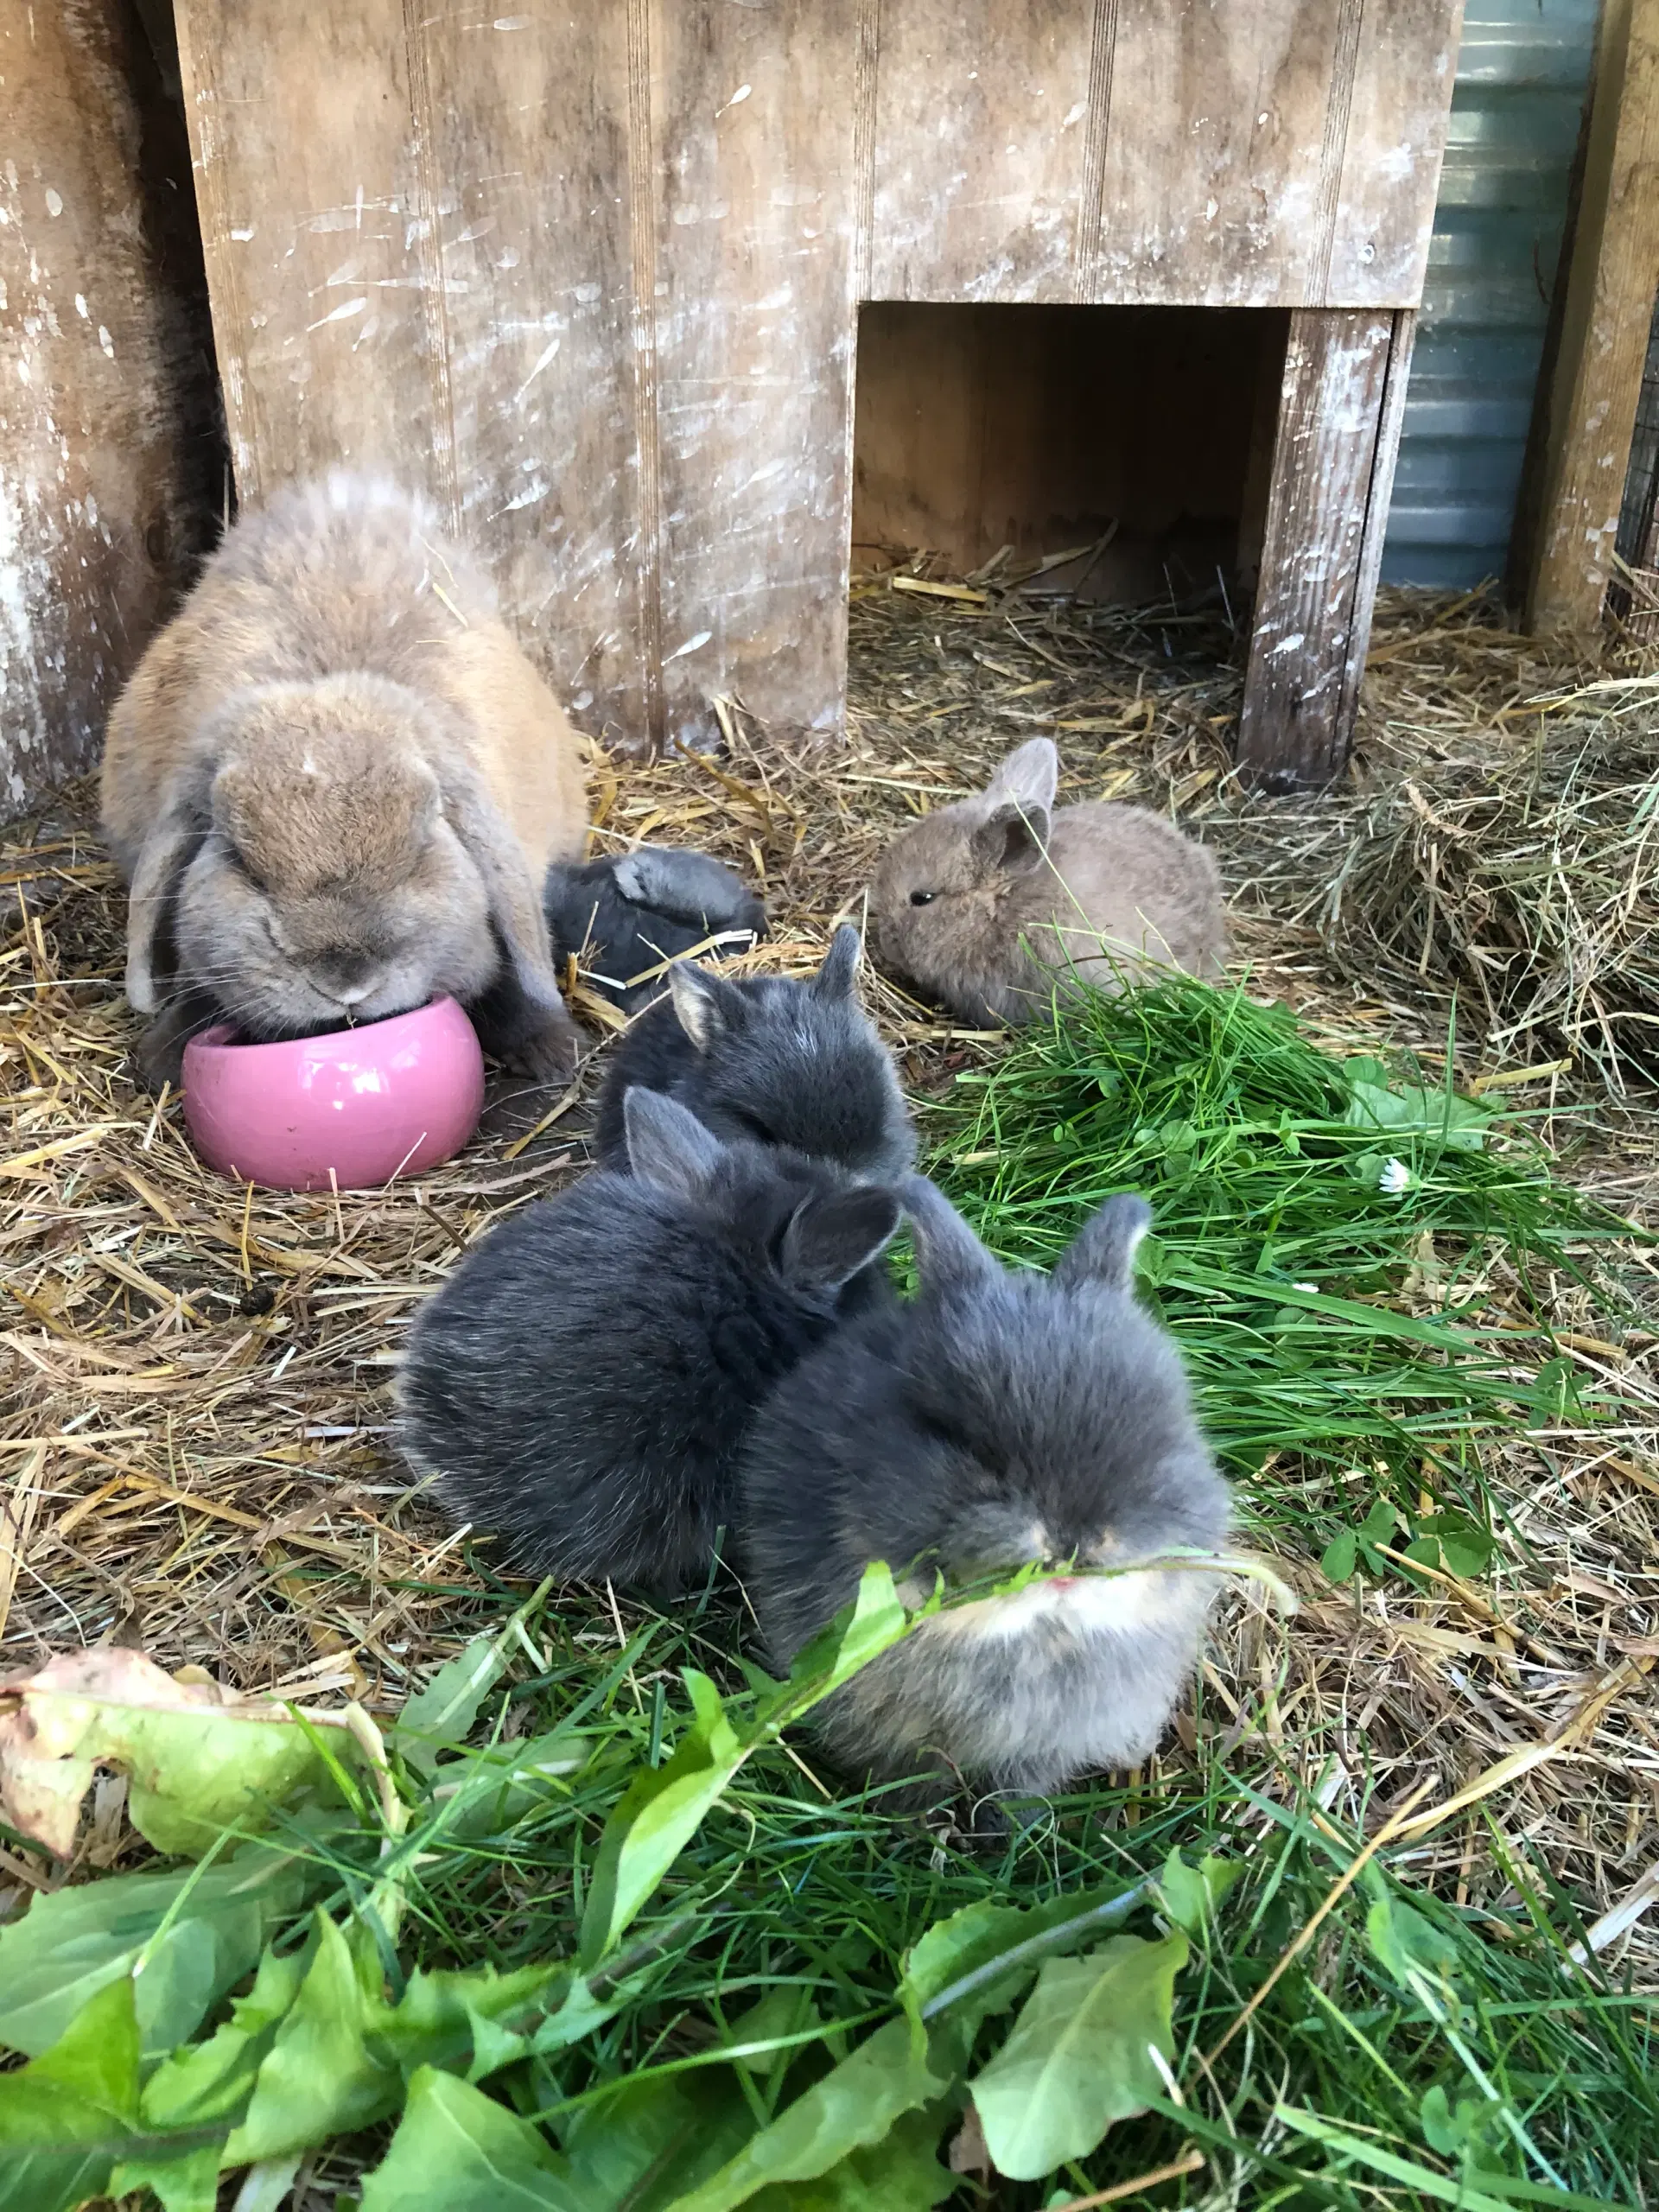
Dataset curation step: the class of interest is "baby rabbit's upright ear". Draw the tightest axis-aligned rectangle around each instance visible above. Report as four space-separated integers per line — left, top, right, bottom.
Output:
622 1087 725 1198
1052 1193 1153 1294
667 959 749 1050
974 737 1058 877
900 1174 997 1291
438 755 565 1012
124 783 205 1014
810 923 861 1003
779 1185 901 1294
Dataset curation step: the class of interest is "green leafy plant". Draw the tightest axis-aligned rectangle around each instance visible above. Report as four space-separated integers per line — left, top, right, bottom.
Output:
926 973 1630 1560
0 1567 1651 2209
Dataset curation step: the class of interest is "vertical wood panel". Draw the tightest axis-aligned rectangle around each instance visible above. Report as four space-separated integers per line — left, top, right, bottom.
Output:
1337 308 1415 739
1322 0 1465 303
1 0 205 811
404 3 647 745
1236 307 1393 790
1090 0 1342 307
172 0 652 746
1526 0 1659 635
648 0 860 748
868 0 1461 311
173 1 435 501
868 4 1096 303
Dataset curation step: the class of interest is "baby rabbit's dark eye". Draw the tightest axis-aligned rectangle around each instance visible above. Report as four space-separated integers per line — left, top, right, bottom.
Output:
909 889 937 907
735 1111 774 1144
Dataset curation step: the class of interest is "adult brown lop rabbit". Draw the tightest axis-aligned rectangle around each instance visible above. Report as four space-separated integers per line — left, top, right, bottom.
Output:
100 475 588 1087
868 737 1228 1026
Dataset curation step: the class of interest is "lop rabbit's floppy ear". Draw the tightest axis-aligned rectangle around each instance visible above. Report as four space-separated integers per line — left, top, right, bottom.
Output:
439 758 565 1011
811 923 861 1001
624 1088 725 1198
901 1174 996 1292
1052 1193 1153 1294
124 789 204 1014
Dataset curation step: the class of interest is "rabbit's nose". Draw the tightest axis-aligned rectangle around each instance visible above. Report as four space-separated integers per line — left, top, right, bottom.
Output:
336 982 372 1006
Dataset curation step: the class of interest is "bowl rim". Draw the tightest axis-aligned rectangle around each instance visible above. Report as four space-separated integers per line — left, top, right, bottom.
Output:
181 995 467 1065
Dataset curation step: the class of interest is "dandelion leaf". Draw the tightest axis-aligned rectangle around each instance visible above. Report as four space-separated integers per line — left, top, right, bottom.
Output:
968 1932 1186 2181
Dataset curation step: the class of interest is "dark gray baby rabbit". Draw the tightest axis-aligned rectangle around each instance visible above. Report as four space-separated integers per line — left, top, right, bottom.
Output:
594 925 916 1183
545 847 766 1015
740 1178 1230 1796
397 1088 902 1594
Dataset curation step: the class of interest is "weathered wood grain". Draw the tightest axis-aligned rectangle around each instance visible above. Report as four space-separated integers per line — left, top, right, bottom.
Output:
163 0 1465 759
1337 309 1416 741
173 2 434 502
868 3 1095 304
868 0 1460 311
1 0 209 813
1321 0 1466 304
1526 0 1659 636
1236 308 1395 790
647 0 861 749
398 2 648 747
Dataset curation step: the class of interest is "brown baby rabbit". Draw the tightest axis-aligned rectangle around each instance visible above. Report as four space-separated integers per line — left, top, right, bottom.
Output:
100 474 588 1087
868 737 1228 1026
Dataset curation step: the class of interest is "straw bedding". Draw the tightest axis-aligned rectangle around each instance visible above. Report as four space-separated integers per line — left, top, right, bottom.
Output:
1 575 1656 1981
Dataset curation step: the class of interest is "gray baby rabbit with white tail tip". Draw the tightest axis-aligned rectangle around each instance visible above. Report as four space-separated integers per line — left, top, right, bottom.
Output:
397 1088 903 1595
740 1176 1230 1797
868 737 1227 1026
594 925 915 1182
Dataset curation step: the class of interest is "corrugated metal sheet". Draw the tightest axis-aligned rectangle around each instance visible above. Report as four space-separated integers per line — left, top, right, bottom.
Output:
1381 0 1600 588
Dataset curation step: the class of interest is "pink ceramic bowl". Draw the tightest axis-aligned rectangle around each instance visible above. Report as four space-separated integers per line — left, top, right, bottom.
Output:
181 997 486 1192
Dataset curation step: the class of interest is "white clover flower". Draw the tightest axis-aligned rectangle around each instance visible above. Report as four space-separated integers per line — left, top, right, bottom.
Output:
1378 1157 1411 1197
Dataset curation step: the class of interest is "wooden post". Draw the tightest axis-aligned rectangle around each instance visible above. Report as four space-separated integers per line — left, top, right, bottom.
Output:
1524 0 1659 637
1236 308 1412 793
0 0 213 814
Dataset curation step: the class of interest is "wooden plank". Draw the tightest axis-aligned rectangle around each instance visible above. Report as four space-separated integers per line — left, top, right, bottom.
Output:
1321 0 1465 304
867 3 1096 304
1525 0 1659 636
1091 0 1344 308
647 0 861 748
1236 314 1292 588
1236 308 1394 791
1338 308 1416 731
394 3 649 749
172 1 652 748
172 1 433 502
0 0 208 813
869 1 1460 311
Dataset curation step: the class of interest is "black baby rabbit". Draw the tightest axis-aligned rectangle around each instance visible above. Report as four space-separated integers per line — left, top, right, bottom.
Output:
397 1088 902 1593
594 924 915 1182
740 1177 1230 1797
544 847 766 1015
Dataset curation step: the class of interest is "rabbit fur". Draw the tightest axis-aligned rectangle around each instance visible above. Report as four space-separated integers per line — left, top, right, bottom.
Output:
100 474 588 1087
545 847 766 1015
868 738 1228 1025
740 1176 1231 1796
397 1089 903 1594
594 925 916 1183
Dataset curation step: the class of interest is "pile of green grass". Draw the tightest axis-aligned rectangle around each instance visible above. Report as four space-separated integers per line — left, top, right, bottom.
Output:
925 973 1630 1577
4 1581 1650 2209
3 979 1651 2210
